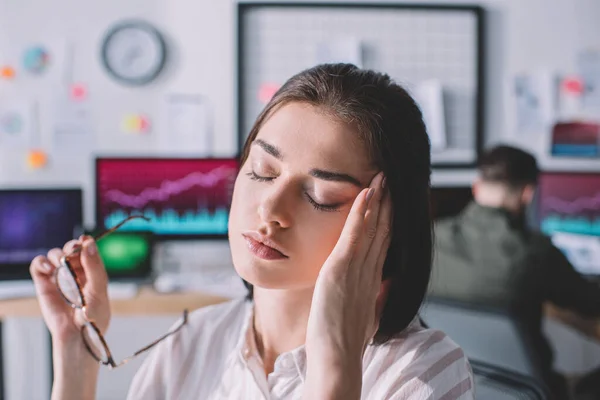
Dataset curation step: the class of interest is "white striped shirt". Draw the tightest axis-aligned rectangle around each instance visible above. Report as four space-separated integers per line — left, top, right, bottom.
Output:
127 298 474 399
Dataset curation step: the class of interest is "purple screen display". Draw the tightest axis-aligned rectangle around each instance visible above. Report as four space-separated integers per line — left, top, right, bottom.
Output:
0 190 82 264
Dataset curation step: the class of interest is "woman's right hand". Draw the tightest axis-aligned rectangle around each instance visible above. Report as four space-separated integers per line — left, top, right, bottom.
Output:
30 236 111 345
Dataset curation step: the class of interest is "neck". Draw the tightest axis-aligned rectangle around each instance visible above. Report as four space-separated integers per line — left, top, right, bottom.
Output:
252 286 313 374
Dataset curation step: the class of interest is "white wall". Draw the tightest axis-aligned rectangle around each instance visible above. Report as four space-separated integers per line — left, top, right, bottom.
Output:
0 0 599 399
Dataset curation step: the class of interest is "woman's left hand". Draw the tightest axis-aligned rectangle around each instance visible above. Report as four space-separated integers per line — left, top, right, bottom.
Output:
304 171 392 398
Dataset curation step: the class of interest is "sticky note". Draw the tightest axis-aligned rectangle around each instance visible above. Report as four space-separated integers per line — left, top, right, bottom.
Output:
258 83 280 104
0 66 16 80
122 114 150 134
562 77 584 95
27 150 48 169
70 84 87 101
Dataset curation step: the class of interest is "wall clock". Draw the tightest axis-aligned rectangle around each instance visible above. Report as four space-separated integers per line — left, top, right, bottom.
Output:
100 20 167 86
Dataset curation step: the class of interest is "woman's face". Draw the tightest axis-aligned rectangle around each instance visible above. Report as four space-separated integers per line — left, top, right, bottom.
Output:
228 102 377 290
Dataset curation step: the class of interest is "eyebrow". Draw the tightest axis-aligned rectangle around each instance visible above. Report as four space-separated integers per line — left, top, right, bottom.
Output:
309 169 363 187
253 138 363 187
254 139 282 160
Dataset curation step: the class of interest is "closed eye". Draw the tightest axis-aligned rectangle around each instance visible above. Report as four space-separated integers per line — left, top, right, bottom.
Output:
246 171 274 182
247 170 342 212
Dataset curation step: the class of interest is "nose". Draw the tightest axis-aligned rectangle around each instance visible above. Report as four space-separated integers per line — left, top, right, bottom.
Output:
257 181 293 232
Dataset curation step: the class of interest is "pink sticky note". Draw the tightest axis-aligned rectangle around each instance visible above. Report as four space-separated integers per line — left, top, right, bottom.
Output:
258 83 280 104
70 84 87 101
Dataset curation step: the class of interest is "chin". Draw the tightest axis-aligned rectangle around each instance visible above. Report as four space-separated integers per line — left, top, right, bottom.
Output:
233 253 315 291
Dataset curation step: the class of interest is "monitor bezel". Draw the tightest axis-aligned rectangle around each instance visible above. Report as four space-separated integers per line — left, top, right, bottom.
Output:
0 187 84 280
94 156 239 241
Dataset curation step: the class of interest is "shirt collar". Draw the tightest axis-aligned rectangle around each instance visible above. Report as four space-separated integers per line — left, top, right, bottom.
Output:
236 303 308 381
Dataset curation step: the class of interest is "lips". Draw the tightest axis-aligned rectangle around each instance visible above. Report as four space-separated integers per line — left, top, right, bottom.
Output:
242 232 288 260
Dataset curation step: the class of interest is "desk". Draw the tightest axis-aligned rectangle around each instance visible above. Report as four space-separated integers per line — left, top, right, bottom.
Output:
544 303 600 342
0 286 231 318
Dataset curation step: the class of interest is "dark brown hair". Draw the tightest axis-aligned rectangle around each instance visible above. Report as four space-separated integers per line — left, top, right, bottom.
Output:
240 63 432 343
478 145 539 188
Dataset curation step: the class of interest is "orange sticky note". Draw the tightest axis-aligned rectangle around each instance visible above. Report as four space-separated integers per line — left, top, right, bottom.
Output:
0 66 16 79
27 150 48 169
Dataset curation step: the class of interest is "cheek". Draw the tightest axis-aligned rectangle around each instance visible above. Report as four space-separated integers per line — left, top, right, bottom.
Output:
229 174 259 227
298 211 348 271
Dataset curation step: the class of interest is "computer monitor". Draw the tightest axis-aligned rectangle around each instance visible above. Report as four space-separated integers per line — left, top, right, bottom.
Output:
95 158 239 238
88 230 154 281
538 172 600 276
0 189 83 279
430 186 473 220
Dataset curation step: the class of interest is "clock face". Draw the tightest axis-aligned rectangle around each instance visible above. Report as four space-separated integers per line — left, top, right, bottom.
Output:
101 21 167 86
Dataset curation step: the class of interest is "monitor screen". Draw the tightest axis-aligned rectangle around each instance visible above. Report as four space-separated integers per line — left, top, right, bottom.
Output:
0 189 83 278
95 158 239 238
95 231 154 280
538 172 600 275
430 187 473 220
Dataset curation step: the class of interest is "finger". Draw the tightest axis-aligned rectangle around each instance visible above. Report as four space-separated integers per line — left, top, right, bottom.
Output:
357 172 385 267
329 187 372 264
79 238 108 295
47 248 65 269
365 188 393 281
63 239 83 266
30 254 56 279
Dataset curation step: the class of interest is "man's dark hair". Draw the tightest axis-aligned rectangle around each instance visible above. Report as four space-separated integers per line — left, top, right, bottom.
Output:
239 63 432 344
477 145 539 188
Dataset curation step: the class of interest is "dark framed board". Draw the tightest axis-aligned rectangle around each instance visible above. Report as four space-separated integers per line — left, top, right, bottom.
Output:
236 1 485 168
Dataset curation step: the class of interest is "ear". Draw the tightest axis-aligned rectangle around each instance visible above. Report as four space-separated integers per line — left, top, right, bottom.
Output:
521 184 536 205
471 178 481 199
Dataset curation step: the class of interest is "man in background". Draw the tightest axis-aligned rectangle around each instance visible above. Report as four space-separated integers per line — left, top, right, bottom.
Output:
429 144 600 399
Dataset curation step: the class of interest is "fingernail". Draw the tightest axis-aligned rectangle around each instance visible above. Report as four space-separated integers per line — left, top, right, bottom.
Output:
86 241 97 256
381 177 387 189
366 188 375 203
42 262 53 273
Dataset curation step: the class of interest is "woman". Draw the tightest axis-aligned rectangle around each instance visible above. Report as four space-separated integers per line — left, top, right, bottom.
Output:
31 63 474 399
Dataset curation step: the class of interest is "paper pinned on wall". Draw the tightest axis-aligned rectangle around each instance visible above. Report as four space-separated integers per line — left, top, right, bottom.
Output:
315 38 363 68
578 50 600 111
161 94 212 155
0 100 33 147
51 87 94 150
512 72 557 134
412 80 447 150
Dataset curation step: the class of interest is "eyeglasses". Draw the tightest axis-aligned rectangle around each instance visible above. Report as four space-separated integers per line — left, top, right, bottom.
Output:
55 215 188 369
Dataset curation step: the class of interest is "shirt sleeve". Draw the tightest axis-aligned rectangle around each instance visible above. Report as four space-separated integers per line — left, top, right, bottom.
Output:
543 244 600 317
363 333 475 400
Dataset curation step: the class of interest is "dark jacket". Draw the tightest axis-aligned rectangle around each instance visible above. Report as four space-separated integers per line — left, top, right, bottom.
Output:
429 201 600 380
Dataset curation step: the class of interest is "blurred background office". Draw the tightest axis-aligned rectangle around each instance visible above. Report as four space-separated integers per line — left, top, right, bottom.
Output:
0 0 599 399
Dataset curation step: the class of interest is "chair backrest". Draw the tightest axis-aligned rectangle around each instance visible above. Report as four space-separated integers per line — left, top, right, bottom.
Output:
420 298 545 382
470 359 550 400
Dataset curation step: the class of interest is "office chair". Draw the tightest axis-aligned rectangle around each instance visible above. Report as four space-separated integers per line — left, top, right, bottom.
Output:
471 359 550 400
420 297 547 383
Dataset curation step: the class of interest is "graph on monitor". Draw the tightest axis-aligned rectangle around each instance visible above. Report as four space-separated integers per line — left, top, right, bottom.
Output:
96 158 239 237
538 173 600 275
538 173 600 237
